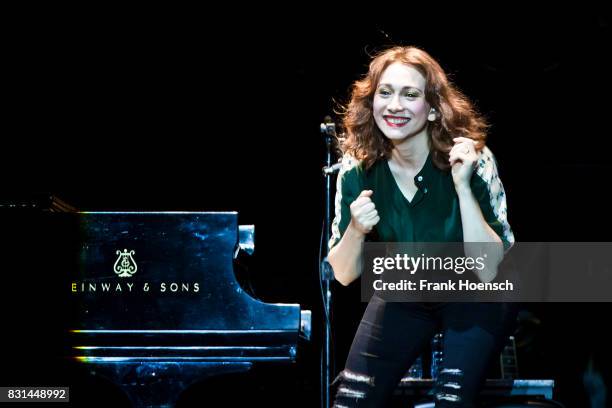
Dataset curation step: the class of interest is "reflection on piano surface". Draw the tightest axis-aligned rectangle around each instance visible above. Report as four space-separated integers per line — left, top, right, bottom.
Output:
70 211 311 407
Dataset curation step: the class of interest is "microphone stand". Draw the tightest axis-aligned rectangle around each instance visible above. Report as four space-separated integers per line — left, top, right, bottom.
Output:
320 120 338 408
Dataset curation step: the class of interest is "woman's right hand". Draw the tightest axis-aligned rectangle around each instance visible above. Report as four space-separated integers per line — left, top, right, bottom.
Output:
349 190 380 235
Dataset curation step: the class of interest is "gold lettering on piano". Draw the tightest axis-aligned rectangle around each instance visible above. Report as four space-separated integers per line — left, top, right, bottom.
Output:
72 282 136 292
160 282 200 293
71 281 201 293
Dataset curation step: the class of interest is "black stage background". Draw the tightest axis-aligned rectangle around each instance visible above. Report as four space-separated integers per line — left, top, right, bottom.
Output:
2 7 611 407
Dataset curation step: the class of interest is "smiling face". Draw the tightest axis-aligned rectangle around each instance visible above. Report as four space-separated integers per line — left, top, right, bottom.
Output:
373 62 431 141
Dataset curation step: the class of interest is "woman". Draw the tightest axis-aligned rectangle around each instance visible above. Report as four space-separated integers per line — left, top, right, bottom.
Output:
328 46 518 407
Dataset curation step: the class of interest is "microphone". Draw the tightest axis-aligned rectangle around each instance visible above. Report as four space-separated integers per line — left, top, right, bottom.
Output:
320 115 337 137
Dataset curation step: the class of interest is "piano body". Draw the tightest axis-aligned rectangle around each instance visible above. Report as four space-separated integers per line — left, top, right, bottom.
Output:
69 211 311 407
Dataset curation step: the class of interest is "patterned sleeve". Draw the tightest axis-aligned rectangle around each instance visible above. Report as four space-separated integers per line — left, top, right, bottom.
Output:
470 146 515 252
328 155 363 250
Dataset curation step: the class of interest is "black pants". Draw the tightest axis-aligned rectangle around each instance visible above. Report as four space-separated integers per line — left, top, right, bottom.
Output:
332 296 519 407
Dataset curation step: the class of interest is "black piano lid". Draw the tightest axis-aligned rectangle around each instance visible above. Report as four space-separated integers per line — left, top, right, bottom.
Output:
71 211 305 361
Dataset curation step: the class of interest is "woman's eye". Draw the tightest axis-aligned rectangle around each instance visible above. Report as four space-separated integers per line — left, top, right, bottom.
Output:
404 92 419 98
378 89 391 96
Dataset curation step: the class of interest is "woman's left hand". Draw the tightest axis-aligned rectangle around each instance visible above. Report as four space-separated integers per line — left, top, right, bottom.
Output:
449 137 478 191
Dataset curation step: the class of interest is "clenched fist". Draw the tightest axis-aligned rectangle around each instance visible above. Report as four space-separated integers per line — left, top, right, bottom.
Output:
449 136 479 190
349 190 380 235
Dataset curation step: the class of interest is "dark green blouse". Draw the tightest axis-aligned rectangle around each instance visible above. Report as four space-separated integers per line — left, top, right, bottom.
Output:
329 147 514 250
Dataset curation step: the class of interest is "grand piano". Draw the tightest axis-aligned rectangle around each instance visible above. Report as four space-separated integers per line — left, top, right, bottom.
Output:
69 211 311 407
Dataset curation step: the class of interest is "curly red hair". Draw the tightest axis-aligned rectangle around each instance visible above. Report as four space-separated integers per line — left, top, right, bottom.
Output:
339 46 488 170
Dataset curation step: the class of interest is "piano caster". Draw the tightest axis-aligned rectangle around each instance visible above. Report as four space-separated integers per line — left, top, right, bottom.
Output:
84 360 253 408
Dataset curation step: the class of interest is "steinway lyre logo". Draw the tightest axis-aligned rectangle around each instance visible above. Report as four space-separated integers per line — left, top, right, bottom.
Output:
114 249 138 278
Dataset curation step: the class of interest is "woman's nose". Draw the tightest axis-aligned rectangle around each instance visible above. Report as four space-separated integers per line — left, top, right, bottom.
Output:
387 95 404 112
